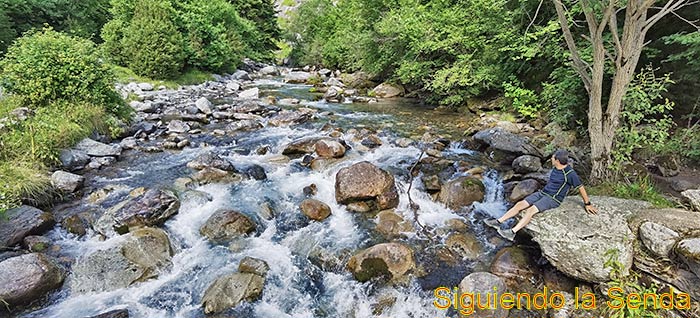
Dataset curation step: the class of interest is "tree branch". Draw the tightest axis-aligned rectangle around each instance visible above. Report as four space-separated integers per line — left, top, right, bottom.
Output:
553 0 593 91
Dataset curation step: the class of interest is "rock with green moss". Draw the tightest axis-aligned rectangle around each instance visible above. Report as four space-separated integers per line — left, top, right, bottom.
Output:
437 176 485 210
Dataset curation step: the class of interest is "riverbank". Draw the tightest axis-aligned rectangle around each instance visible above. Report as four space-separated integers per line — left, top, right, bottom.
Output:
0 62 699 318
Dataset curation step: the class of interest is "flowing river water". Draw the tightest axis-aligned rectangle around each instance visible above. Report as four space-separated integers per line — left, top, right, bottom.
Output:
21 76 513 318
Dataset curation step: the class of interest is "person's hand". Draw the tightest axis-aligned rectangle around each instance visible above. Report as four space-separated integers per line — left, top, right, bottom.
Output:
585 204 598 215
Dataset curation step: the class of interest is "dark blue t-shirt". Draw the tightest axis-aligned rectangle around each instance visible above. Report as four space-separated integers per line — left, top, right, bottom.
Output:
540 165 582 203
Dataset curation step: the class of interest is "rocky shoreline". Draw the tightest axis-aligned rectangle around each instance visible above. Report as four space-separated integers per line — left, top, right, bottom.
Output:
1 62 699 317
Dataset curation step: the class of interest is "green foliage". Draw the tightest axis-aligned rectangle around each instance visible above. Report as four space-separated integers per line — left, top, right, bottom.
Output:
612 67 675 171
112 65 213 88
0 160 50 215
541 66 587 131
502 81 542 119
0 28 128 117
228 0 280 58
589 177 675 208
0 0 111 52
604 249 661 318
663 32 700 82
119 0 186 79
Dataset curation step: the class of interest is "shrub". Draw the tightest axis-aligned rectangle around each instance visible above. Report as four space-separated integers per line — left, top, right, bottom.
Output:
119 0 185 79
228 0 281 58
603 249 661 318
502 81 542 119
173 0 249 72
0 28 126 115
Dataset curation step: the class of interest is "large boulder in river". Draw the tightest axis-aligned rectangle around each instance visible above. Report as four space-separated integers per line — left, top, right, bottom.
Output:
0 253 65 307
201 272 265 314
525 196 652 283
284 71 312 84
458 272 508 318
347 242 415 282
315 139 346 158
200 210 256 244
511 155 542 174
0 205 55 247
371 82 404 98
335 161 399 210
437 176 485 210
95 188 180 236
69 227 173 293
675 237 700 279
473 128 541 157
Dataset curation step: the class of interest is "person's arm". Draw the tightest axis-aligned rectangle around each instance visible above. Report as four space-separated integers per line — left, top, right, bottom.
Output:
578 186 598 214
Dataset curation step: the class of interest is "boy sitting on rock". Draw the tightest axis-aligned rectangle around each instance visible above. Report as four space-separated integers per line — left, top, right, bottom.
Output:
486 149 598 241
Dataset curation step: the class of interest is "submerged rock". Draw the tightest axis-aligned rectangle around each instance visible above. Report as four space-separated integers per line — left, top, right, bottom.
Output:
347 242 415 282
0 205 55 247
200 210 256 244
335 161 399 210
525 196 652 283
69 227 172 293
201 272 264 314
0 253 65 307
86 309 130 318
437 176 485 210
445 233 482 260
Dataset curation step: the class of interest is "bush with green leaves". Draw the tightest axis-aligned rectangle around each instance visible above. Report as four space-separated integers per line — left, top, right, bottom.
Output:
228 0 280 58
612 67 675 171
502 81 542 119
603 249 661 318
0 28 128 117
118 0 186 79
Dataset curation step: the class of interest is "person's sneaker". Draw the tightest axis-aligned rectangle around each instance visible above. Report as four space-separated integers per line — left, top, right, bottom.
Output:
497 227 516 241
484 218 501 230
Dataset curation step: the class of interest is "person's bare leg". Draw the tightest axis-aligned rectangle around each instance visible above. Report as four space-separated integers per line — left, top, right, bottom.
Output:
511 205 540 233
497 200 530 223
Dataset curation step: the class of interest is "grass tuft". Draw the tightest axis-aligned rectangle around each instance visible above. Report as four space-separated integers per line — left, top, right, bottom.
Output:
588 176 676 208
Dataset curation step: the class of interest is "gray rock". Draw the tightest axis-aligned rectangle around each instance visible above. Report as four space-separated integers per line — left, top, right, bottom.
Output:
0 253 64 307
259 66 278 76
639 222 679 258
458 272 509 318
137 83 154 91
675 237 700 279
300 199 332 221
226 81 241 91
59 149 90 171
167 120 190 134
267 110 311 127
201 272 264 314
627 208 700 235
335 161 399 210
445 232 482 260
238 87 259 99
120 137 138 150
347 243 415 282
69 228 172 293
94 188 180 236
75 138 122 157
512 155 542 174
232 70 251 81
50 170 84 193
129 101 156 113
326 77 344 87
241 164 267 181
86 309 129 318
232 101 265 113
375 210 412 239
200 210 256 244
186 153 236 172
525 196 652 283
0 205 55 247
318 68 332 76
473 128 540 156
284 71 311 84
509 179 540 202
227 119 262 132
195 97 213 114
371 82 404 98
437 176 485 210
681 189 700 211
238 257 269 277
9 107 33 121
